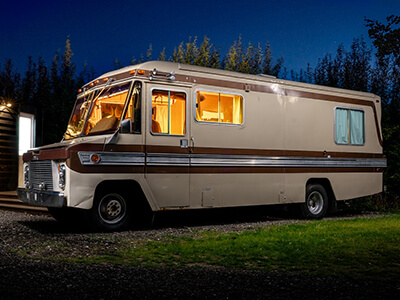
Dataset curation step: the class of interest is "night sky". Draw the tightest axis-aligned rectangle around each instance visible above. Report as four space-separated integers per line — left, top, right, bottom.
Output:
1 0 399 77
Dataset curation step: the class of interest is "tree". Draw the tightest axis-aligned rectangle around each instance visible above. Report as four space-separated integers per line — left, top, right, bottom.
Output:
171 42 185 63
146 44 153 61
21 56 37 105
343 36 371 92
366 15 400 198
262 42 273 75
158 47 166 61
0 59 21 103
366 15 400 65
194 36 212 67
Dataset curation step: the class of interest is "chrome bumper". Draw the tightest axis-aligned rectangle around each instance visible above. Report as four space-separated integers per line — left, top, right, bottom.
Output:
17 188 65 208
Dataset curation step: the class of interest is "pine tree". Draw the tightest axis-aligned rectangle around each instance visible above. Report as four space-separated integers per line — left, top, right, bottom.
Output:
209 46 221 69
0 59 21 104
262 42 273 75
146 44 153 61
171 42 185 63
194 36 211 67
224 40 238 71
21 56 37 105
158 47 166 61
184 36 198 65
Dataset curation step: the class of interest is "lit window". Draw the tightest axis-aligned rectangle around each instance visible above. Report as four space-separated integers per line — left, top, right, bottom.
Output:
196 91 243 125
151 89 186 135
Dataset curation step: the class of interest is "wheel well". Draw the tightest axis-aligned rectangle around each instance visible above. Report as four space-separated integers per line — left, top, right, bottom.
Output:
94 180 151 213
306 178 337 213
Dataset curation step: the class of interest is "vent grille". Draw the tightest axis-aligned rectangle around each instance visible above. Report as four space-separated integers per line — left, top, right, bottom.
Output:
29 161 54 190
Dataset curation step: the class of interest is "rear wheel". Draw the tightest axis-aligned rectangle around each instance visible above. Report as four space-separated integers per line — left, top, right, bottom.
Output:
300 184 329 219
86 192 132 232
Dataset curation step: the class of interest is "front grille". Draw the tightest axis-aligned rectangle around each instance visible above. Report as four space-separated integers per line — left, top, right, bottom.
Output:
29 160 54 190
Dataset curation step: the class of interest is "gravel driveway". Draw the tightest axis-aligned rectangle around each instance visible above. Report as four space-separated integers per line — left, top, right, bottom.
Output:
0 209 399 299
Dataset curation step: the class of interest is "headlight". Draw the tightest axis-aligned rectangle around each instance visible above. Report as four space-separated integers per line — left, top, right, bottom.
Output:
24 165 30 188
58 164 66 190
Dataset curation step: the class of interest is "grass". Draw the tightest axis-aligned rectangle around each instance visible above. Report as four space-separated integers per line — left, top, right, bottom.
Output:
14 213 400 281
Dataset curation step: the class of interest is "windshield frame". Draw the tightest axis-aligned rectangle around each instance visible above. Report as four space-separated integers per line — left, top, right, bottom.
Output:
64 80 134 140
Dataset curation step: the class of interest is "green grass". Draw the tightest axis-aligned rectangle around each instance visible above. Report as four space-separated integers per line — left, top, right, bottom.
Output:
14 214 400 281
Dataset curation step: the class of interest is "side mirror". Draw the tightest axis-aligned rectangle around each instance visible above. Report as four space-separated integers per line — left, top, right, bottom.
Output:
120 119 132 133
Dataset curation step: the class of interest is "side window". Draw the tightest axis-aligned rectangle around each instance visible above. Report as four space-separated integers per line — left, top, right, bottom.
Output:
151 89 186 135
196 90 243 125
335 107 365 145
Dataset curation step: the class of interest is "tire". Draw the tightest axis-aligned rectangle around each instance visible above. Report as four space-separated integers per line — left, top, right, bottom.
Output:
300 184 329 219
86 192 132 232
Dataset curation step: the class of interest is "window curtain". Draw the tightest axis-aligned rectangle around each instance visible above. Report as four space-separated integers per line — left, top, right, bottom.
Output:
232 96 243 124
335 108 348 144
350 110 364 144
155 105 168 133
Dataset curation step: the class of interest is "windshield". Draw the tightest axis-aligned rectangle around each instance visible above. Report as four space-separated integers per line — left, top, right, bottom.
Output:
64 82 132 140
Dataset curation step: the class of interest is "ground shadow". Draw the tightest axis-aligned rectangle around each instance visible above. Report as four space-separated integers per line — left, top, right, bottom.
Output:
18 203 361 235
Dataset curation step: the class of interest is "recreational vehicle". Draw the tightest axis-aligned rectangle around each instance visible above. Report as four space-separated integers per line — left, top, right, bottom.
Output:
17 61 386 231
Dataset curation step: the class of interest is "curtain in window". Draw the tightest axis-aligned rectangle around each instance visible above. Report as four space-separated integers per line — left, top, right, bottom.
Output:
232 96 243 124
335 108 348 144
350 110 364 144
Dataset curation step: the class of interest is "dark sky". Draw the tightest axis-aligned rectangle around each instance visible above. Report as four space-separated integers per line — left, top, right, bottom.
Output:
1 0 399 77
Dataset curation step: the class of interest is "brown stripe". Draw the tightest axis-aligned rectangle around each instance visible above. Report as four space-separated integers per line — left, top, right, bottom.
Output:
193 147 385 159
146 145 190 155
67 153 145 174
23 144 146 162
24 143 385 164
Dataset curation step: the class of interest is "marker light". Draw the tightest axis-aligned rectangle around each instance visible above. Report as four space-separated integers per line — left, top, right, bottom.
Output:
90 154 101 164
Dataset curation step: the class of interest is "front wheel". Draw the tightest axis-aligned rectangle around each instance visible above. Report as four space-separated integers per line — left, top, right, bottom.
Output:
86 192 131 232
300 184 329 219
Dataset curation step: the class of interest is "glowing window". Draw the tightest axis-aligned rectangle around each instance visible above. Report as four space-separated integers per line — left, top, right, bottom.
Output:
196 91 243 125
151 89 186 135
19 113 35 155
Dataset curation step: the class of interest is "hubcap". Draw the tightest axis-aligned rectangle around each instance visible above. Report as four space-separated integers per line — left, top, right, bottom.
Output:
98 194 126 224
307 191 324 215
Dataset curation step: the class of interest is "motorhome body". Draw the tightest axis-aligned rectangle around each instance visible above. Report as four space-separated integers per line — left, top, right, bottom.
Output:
17 61 386 231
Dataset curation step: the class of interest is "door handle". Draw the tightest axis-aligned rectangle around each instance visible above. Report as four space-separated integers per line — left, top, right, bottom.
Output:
190 136 195 153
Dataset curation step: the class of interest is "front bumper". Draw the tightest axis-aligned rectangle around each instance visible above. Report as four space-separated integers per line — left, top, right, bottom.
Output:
17 188 65 208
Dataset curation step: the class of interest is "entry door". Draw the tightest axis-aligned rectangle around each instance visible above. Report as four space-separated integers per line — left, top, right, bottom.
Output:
145 85 190 208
